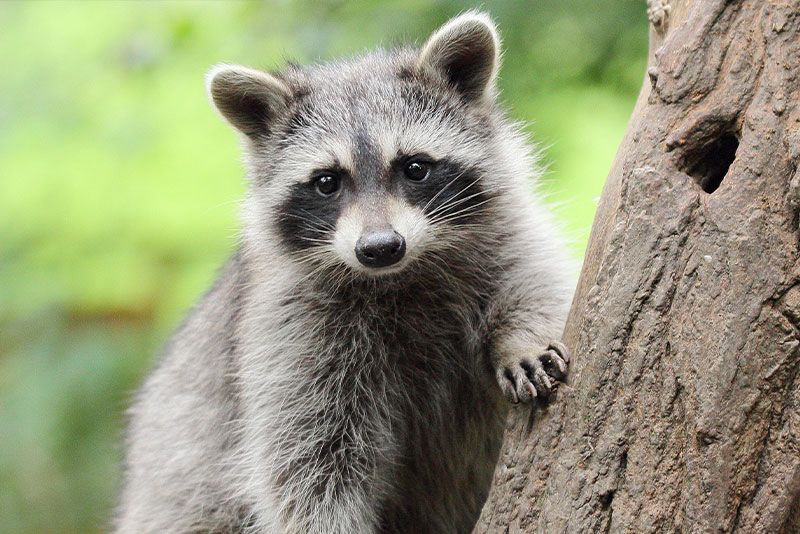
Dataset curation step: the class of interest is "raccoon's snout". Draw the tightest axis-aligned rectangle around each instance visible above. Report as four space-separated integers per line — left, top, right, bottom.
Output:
355 230 406 268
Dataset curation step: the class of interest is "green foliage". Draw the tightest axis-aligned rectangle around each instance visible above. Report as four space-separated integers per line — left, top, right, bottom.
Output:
0 1 646 531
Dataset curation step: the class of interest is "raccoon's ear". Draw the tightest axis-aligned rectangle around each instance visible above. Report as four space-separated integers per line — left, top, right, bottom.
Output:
206 64 291 139
417 12 500 103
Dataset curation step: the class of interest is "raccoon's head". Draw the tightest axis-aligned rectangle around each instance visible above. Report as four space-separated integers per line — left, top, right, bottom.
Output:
207 13 529 281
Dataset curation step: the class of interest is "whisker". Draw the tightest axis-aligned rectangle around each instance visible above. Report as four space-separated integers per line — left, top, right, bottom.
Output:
429 197 495 225
421 169 470 214
426 177 481 218
427 188 489 223
280 213 335 235
299 209 336 231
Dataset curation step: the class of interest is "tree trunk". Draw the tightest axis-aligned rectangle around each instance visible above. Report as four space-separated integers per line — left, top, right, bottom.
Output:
475 1 800 532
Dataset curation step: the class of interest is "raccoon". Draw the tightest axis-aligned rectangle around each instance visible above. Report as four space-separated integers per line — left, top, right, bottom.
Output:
115 11 575 534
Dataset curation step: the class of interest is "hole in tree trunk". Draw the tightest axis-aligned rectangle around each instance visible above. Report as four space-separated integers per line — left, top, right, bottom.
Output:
681 132 739 194
600 489 615 509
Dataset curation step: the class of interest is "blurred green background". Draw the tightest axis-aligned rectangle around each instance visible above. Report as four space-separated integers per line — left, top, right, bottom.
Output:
0 1 646 532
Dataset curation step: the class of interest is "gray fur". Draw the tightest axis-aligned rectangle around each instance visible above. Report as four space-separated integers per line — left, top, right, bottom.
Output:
115 12 576 534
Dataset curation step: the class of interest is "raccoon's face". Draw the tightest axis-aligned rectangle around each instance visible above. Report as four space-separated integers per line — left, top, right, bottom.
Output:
208 13 515 279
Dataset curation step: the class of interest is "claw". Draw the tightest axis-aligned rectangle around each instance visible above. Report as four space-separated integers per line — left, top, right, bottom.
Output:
539 349 566 380
531 367 551 399
548 341 570 363
498 368 520 404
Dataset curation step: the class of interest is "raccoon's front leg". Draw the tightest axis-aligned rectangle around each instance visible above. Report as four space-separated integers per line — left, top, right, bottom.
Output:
249 397 392 533
255 445 385 534
492 339 570 404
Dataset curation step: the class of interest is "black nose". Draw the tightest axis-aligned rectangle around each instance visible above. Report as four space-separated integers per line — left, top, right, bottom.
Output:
355 230 406 268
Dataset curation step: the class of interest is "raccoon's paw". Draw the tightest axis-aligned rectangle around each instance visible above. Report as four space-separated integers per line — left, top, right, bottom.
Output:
495 341 570 405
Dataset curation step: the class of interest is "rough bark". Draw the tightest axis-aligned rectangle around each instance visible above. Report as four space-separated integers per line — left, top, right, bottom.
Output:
475 1 800 532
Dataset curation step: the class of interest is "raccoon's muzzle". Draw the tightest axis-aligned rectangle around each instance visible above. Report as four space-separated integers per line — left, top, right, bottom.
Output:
355 229 406 268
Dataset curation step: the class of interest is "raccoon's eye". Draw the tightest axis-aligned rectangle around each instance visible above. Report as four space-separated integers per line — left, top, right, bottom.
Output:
314 174 340 197
403 160 431 182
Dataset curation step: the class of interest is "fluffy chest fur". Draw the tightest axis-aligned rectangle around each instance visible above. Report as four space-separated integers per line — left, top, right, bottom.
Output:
231 253 507 531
